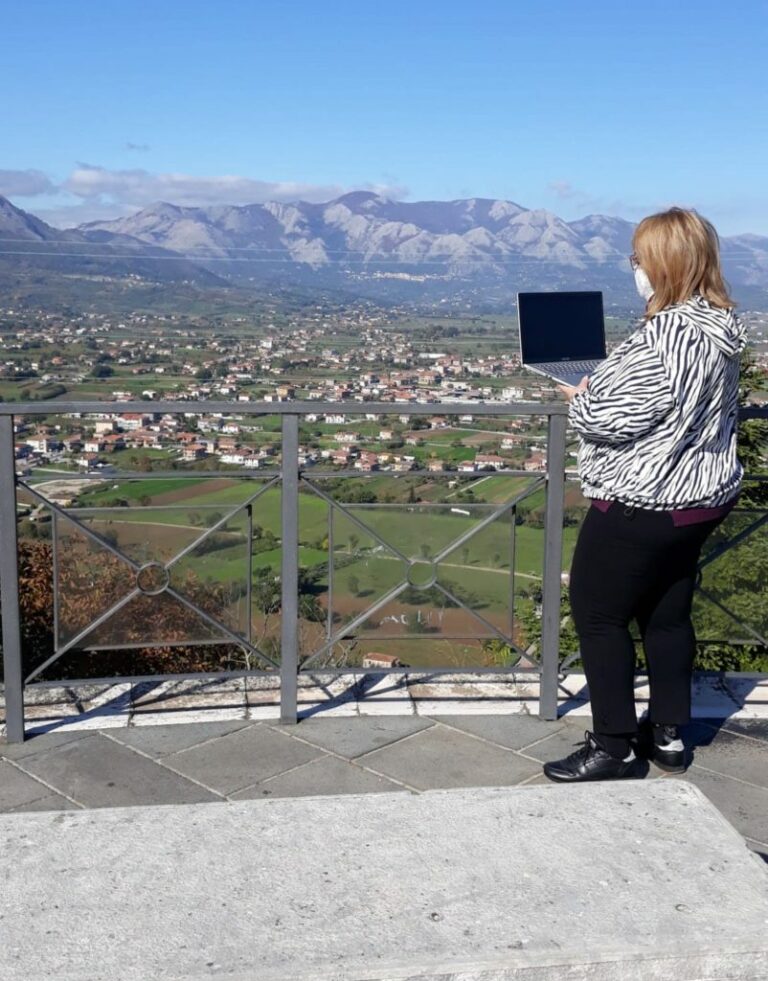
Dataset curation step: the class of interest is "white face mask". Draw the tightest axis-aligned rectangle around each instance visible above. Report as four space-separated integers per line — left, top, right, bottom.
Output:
634 266 654 302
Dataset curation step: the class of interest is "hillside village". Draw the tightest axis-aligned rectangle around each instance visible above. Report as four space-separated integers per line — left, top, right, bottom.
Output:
3 302 767 483
2 304 562 479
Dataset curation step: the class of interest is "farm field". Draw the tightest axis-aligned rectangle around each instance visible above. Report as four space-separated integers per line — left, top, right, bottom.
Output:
41 470 585 670
77 477 207 505
70 475 578 573
71 476 576 571
67 488 577 584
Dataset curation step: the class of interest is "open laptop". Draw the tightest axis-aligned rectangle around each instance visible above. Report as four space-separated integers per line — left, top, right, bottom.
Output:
517 290 606 388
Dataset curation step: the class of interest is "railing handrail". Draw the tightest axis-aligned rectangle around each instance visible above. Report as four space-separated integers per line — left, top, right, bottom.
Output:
1 398 765 420
0 399 570 417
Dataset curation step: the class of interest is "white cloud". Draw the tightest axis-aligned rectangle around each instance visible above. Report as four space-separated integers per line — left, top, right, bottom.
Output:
61 163 407 210
547 180 578 200
0 168 55 197
546 179 658 221
23 163 407 225
34 201 144 228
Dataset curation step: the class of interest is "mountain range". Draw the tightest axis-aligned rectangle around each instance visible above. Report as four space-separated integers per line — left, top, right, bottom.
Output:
2 192 768 311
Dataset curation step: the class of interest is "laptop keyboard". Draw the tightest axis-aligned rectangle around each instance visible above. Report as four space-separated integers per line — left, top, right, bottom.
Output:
533 359 602 376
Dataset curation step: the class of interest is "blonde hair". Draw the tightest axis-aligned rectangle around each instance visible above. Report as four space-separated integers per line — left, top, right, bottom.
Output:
632 207 734 319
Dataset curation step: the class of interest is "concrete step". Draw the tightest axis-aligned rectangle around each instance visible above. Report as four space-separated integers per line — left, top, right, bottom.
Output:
2 781 767 980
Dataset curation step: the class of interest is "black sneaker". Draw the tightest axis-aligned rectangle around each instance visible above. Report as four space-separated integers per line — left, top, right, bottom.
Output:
635 719 686 773
543 730 642 783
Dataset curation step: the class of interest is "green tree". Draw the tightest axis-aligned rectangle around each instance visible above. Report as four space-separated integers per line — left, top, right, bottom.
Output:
299 594 325 622
252 570 281 614
518 586 580 664
737 348 768 507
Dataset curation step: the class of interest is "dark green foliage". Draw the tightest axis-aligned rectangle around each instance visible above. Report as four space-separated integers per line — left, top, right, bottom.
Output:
482 638 521 667
399 578 483 609
193 531 247 556
737 348 768 507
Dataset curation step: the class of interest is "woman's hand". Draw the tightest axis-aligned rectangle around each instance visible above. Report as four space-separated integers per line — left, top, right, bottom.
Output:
557 376 589 402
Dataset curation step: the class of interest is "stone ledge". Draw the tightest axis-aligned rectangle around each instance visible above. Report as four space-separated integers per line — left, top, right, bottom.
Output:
1 781 767 980
1 671 767 739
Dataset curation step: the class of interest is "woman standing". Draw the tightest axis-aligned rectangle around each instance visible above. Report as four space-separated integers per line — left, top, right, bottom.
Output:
544 208 745 782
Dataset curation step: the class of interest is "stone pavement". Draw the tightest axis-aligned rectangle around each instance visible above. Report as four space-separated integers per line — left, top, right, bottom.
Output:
2 709 767 861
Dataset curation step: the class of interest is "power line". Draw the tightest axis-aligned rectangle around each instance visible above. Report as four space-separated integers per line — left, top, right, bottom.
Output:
2 248 767 272
0 236 765 260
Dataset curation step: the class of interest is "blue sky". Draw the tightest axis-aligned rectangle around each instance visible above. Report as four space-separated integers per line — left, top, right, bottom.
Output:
3 0 767 233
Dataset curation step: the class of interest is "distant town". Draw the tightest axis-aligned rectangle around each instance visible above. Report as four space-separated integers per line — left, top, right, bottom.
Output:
2 301 767 486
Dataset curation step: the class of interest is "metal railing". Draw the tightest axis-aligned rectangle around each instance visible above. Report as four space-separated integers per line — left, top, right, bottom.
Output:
0 400 567 741
1 400 766 743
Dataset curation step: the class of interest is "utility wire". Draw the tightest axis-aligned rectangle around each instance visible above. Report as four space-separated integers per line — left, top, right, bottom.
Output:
2 249 767 271
0 236 765 260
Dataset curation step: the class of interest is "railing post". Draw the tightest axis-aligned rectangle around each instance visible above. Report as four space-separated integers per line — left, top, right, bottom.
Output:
0 415 25 742
539 411 567 721
279 414 299 724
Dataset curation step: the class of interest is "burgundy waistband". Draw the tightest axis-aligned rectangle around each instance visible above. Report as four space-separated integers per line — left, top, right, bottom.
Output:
589 498 736 526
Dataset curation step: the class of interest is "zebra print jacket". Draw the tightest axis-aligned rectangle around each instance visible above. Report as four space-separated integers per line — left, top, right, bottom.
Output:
569 294 746 510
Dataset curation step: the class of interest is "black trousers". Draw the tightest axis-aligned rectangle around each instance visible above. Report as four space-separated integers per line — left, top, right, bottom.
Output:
568 503 725 735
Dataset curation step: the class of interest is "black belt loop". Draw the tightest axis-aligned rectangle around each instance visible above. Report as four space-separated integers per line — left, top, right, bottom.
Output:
623 503 636 519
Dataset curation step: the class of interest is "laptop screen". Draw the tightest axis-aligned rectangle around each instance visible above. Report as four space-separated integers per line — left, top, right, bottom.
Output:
517 291 606 363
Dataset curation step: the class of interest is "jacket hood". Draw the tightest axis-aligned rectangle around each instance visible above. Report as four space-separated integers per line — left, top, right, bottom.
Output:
678 294 747 357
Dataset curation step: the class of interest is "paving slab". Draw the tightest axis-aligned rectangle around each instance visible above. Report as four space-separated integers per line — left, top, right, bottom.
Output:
361 724 540 789
0 730 90 762
6 792 81 812
107 720 251 758
722 717 768 742
12 732 220 808
279 715 435 758
746 837 768 862
164 723 326 794
684 723 768 787
2 782 768 981
231 754 409 800
0 760 56 810
677 767 768 844
432 714 564 750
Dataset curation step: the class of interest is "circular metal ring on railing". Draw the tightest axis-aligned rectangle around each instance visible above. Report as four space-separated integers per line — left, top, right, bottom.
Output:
406 560 438 589
135 561 170 596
